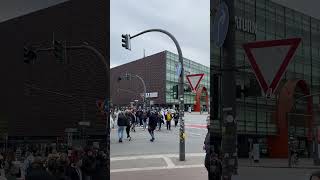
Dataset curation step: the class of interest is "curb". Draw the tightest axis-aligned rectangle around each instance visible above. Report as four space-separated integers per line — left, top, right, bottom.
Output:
243 165 320 169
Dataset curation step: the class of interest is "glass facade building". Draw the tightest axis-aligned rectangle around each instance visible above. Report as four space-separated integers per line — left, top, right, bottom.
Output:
165 51 210 110
211 0 320 156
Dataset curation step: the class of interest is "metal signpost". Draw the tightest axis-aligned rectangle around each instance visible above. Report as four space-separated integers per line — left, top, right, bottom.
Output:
213 0 238 179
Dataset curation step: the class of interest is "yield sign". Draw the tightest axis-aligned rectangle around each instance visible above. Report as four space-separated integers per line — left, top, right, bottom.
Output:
243 38 301 96
186 74 205 91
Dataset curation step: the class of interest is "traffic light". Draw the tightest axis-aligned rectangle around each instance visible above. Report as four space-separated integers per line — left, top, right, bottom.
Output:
23 47 37 64
121 34 131 50
173 85 178 99
53 40 65 63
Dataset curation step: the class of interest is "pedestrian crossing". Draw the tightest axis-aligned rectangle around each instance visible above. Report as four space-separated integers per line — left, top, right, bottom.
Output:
110 125 207 143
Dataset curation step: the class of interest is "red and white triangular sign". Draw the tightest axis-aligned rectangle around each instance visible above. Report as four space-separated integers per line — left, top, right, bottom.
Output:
186 74 205 91
243 38 301 96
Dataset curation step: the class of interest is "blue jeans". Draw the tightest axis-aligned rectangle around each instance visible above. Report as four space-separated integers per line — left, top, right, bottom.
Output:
118 126 125 139
143 120 147 129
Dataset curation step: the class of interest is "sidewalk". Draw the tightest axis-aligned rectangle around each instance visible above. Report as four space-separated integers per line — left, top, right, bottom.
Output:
240 158 319 169
111 153 206 173
111 153 320 172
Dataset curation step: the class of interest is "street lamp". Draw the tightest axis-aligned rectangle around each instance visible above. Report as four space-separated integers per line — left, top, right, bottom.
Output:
118 73 147 111
121 29 185 161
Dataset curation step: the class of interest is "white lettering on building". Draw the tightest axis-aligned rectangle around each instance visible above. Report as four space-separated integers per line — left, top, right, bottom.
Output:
235 16 257 34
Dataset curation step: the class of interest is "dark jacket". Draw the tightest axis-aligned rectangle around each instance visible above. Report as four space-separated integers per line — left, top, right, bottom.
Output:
65 166 83 180
129 113 136 123
25 165 56 180
148 113 158 129
174 113 179 120
117 112 127 126
142 113 148 122
136 110 142 118
81 155 96 176
92 154 107 180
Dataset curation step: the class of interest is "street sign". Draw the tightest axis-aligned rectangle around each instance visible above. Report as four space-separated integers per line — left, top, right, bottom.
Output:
176 62 182 76
243 38 301 97
212 1 229 47
186 74 205 92
79 121 90 126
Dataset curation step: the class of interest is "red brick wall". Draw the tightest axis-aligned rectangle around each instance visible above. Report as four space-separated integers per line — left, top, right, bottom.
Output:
111 51 166 106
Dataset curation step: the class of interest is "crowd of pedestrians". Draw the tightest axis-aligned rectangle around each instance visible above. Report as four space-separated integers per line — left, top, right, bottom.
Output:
0 144 107 180
110 107 180 143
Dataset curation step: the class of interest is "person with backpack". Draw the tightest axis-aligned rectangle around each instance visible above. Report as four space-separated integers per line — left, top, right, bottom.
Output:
117 111 127 143
165 111 172 130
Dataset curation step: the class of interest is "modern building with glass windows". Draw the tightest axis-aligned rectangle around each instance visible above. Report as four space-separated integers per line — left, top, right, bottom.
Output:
211 0 320 158
111 50 210 111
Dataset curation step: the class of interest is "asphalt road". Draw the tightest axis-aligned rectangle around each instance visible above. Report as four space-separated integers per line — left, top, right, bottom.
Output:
110 113 318 180
110 113 208 157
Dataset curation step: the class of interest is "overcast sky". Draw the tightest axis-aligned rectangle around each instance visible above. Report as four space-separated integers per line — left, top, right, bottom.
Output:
0 0 68 23
110 0 210 68
111 0 320 69
0 0 318 69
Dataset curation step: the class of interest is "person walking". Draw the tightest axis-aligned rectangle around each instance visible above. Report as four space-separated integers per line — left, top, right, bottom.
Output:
148 111 158 142
165 111 172 130
129 110 136 132
204 116 221 180
25 157 56 180
157 111 164 131
125 111 132 141
110 109 116 129
117 111 127 143
65 151 83 180
173 112 179 127
142 111 148 130
136 109 143 127
82 149 96 180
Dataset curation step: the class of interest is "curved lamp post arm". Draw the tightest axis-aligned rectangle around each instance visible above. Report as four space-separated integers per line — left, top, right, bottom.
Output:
134 74 147 110
130 29 185 161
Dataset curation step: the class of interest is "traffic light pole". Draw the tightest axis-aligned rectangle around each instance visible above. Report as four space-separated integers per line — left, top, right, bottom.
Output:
120 73 147 110
134 74 147 111
129 29 185 161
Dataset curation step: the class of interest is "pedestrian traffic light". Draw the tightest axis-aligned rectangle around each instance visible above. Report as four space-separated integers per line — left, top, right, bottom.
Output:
53 40 65 63
23 47 37 64
173 85 178 99
121 34 131 50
